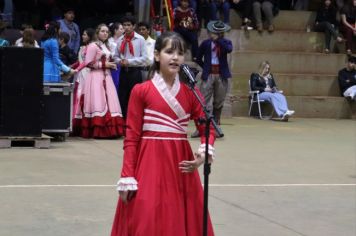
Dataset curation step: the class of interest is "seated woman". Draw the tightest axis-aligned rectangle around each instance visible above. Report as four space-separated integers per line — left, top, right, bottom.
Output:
250 61 295 121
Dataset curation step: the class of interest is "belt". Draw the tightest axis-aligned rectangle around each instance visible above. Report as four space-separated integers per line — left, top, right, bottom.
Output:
210 64 220 74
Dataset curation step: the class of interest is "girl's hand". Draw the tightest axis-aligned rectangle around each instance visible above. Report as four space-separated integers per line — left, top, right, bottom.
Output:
107 62 117 70
179 153 206 173
119 191 136 204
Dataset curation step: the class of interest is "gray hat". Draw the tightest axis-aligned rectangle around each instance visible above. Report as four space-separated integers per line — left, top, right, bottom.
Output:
207 20 231 34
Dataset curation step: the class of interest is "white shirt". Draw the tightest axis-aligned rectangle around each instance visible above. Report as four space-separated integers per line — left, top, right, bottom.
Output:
15 37 40 48
108 37 120 56
211 41 219 65
113 32 148 67
145 36 156 66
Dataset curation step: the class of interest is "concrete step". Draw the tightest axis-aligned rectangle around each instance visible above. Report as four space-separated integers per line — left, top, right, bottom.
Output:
230 51 348 74
197 29 346 54
199 29 326 53
231 96 356 119
230 10 316 32
230 73 340 97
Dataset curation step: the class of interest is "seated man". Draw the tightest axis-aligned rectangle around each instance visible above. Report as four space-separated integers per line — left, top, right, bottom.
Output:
338 56 356 101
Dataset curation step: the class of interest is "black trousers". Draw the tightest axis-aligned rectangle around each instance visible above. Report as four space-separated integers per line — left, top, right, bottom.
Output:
314 22 339 50
119 67 143 118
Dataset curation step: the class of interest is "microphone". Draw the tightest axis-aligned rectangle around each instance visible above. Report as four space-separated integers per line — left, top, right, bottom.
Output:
180 64 197 85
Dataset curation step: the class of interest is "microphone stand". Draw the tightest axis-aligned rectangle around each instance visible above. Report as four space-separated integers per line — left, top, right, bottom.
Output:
184 74 223 236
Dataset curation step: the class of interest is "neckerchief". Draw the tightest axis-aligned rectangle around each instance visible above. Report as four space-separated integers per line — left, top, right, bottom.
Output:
120 32 135 56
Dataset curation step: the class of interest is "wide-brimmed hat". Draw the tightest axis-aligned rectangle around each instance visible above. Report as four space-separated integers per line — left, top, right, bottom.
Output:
207 20 231 34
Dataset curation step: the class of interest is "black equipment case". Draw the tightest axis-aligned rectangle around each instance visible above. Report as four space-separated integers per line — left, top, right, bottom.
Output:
42 82 73 135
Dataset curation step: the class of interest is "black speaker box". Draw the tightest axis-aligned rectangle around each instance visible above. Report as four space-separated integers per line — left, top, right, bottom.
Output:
0 47 43 136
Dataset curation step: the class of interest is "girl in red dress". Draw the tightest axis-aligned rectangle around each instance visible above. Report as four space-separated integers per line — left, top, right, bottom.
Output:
111 31 216 236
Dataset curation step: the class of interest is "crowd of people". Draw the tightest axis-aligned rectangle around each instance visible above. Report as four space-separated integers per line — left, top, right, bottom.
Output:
0 1 355 236
0 1 354 127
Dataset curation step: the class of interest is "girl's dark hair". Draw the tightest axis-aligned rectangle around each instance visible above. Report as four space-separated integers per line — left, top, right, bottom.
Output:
41 21 60 41
108 22 122 37
83 28 95 45
148 31 186 79
59 31 70 44
22 28 36 47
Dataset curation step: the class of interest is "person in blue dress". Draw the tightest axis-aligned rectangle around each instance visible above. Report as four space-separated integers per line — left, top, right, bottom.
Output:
41 21 75 83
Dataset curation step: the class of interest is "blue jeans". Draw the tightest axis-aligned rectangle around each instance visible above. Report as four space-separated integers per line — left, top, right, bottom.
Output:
258 92 289 117
210 0 230 24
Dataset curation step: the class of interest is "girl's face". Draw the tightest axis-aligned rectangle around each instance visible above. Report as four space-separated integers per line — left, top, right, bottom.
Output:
98 26 109 41
325 0 331 6
262 64 270 76
154 40 184 77
115 24 124 37
82 31 89 43
354 0 356 6
180 0 189 8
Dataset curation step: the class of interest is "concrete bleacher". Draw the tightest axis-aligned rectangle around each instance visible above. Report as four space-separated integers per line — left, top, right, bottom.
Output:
212 10 356 119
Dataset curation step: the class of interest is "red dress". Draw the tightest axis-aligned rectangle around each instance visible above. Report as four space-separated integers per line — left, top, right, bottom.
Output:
111 73 215 236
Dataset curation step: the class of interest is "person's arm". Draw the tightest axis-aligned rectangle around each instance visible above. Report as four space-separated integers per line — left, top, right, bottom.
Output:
340 11 355 31
351 75 356 86
338 70 349 92
315 9 322 24
330 8 338 26
113 38 121 64
74 24 80 54
191 87 215 161
127 37 148 66
117 85 144 194
216 37 233 54
270 73 277 88
84 43 101 68
191 8 199 30
250 73 265 93
68 48 78 65
82 43 115 69
196 41 205 68
50 39 70 73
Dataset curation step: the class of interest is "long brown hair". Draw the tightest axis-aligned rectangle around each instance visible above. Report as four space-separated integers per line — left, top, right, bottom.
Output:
22 28 36 47
95 23 110 50
258 61 271 77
